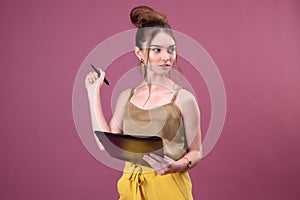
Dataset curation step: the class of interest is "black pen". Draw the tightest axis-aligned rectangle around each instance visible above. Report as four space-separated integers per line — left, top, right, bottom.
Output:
90 64 110 86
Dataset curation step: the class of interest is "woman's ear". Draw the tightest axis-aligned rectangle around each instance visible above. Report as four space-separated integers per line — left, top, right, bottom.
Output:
134 47 144 62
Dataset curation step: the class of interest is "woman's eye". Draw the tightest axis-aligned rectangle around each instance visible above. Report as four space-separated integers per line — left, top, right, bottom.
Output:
168 48 176 53
152 48 161 53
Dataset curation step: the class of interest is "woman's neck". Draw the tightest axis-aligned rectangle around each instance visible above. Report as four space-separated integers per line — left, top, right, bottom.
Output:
145 71 172 87
141 79 178 92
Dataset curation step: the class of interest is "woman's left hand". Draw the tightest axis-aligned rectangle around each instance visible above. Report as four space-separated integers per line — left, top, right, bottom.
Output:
143 154 187 175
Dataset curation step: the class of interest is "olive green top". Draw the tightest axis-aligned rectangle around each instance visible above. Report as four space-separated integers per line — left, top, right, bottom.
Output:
122 88 188 160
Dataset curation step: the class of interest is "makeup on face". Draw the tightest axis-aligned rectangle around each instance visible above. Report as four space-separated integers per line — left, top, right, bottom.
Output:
149 44 176 52
148 44 176 65
138 32 177 72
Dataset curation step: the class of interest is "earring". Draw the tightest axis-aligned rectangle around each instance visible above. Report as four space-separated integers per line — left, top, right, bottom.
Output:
140 58 144 63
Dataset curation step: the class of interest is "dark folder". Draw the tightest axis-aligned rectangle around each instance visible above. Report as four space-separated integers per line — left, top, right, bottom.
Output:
94 131 164 166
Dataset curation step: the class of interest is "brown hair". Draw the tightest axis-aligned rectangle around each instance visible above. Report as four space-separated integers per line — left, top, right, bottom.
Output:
130 6 168 28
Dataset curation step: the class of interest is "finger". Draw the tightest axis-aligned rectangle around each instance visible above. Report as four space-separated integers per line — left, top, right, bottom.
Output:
143 154 163 171
85 74 93 85
87 72 93 82
159 168 170 175
149 153 164 162
157 165 173 175
149 154 171 167
100 70 106 81
143 155 170 175
91 72 98 82
98 71 106 86
163 155 175 165
143 154 157 166
94 77 102 86
92 71 98 79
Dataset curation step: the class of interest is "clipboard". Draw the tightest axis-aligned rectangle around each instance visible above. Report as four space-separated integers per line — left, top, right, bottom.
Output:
94 131 164 166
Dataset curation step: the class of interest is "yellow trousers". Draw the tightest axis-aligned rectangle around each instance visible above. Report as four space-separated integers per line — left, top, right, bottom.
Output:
117 162 194 200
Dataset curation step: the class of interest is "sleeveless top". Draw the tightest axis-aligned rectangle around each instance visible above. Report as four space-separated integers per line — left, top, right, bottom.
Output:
122 88 188 160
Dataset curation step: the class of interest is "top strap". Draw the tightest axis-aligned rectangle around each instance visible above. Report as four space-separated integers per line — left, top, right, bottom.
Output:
128 88 135 102
170 88 181 103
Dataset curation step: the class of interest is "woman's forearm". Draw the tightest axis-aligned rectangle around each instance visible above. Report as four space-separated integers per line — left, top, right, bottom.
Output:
88 91 110 132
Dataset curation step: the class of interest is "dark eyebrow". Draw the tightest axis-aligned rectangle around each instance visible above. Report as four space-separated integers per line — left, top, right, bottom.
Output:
149 44 176 48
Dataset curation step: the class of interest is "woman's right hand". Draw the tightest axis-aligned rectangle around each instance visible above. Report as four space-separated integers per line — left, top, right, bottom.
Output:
85 68 106 96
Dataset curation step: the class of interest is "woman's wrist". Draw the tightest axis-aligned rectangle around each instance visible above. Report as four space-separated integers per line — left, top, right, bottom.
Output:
183 157 192 170
176 157 192 172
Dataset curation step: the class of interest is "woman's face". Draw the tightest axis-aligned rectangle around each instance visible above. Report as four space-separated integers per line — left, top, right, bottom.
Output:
142 32 177 75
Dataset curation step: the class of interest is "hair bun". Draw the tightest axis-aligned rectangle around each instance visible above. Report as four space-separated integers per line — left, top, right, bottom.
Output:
130 6 168 28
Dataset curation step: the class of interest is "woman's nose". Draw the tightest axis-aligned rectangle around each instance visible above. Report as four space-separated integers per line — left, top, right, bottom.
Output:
161 50 170 61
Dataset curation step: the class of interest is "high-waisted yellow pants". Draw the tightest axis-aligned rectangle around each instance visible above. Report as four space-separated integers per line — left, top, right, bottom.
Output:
117 162 194 200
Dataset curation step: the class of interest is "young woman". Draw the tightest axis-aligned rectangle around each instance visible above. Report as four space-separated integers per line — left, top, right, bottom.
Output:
85 6 202 200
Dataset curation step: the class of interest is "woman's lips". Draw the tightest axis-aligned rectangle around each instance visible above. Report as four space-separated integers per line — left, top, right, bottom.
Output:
159 64 171 67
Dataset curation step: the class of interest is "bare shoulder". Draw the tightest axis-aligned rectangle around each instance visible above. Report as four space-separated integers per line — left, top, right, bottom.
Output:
119 88 132 98
177 88 197 104
115 88 132 105
176 89 200 118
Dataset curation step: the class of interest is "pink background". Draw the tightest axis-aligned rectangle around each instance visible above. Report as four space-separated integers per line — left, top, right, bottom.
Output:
1 0 300 199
